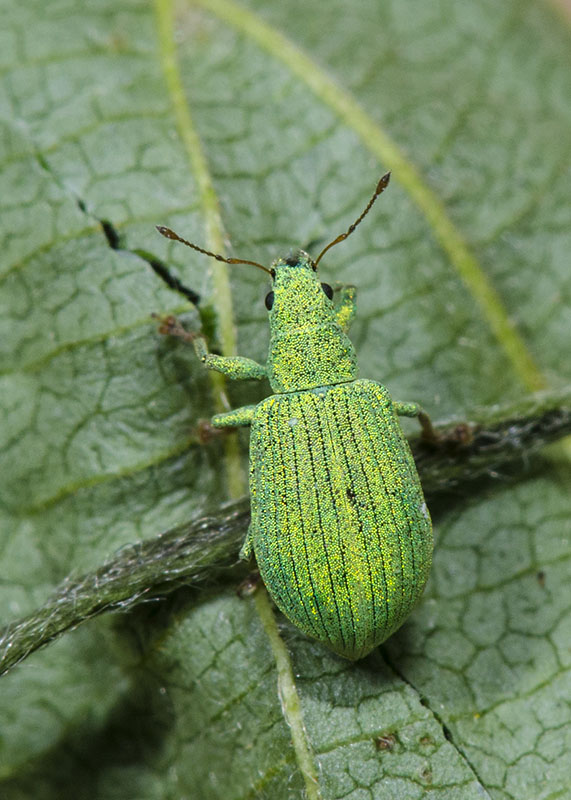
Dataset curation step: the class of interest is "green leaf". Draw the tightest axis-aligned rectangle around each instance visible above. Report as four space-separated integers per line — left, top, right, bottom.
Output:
1 0 570 798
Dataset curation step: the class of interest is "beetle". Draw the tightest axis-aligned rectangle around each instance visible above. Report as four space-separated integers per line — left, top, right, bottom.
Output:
155 173 434 659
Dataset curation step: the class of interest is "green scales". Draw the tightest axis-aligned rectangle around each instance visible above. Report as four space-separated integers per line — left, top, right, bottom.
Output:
156 174 433 659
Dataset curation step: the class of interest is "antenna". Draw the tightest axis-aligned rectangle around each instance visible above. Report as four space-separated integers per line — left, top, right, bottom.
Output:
312 172 391 270
156 226 273 276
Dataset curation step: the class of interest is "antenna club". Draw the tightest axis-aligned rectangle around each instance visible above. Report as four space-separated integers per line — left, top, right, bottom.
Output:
377 172 391 191
156 225 177 240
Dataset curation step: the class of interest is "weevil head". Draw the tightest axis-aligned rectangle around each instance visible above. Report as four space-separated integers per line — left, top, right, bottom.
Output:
264 250 357 393
156 175 392 394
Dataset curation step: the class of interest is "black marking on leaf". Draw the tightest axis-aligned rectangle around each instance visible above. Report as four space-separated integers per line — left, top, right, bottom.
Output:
442 725 453 742
149 259 201 305
100 219 122 250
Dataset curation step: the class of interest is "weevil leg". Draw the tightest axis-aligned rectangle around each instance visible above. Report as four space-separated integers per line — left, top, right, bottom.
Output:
333 284 357 332
394 401 438 443
239 525 254 560
154 314 267 381
212 405 257 429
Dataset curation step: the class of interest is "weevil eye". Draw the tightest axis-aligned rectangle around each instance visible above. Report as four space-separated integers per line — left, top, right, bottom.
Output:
265 291 274 310
321 283 334 300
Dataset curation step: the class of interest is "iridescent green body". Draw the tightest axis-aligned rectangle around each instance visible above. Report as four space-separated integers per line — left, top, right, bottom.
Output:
249 380 431 659
156 178 433 659
185 252 432 660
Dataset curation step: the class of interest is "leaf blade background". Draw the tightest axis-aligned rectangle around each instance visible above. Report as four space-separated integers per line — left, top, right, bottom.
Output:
0 0 570 798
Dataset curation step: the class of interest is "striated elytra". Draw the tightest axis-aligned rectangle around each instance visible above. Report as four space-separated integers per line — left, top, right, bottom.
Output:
155 174 433 659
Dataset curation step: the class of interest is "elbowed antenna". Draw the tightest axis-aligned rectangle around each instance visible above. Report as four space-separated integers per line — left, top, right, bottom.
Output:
156 226 274 276
311 172 391 270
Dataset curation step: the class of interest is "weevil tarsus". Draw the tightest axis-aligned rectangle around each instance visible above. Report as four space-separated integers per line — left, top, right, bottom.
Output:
152 313 197 344
393 400 438 442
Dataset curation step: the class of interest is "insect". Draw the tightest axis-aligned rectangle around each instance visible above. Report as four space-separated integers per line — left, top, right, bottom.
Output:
155 173 434 659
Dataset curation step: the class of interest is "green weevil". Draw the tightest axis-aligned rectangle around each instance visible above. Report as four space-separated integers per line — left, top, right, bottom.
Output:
155 173 434 660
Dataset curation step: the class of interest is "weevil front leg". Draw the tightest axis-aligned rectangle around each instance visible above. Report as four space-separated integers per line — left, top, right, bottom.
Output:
394 400 438 443
156 315 260 559
333 284 357 333
155 315 267 381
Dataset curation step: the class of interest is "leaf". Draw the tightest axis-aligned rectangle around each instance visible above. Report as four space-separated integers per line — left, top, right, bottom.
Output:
1 0 570 798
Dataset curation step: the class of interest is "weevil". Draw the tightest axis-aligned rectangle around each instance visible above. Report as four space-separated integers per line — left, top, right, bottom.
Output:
155 173 434 660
